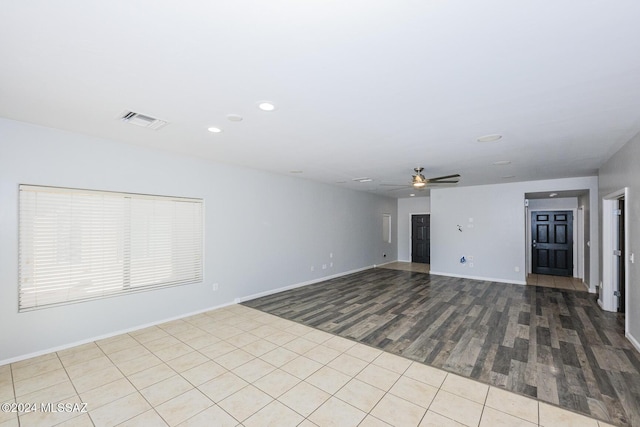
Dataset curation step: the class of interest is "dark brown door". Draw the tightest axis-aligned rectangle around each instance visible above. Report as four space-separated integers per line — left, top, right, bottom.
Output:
532 211 573 276
618 198 625 313
411 214 430 263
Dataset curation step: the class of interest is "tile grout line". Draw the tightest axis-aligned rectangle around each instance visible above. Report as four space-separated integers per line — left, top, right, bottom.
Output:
245 304 611 427
93 337 160 427
244 269 629 425
5 303 618 427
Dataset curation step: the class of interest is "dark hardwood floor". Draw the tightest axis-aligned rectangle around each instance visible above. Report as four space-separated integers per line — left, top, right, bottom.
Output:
243 268 639 426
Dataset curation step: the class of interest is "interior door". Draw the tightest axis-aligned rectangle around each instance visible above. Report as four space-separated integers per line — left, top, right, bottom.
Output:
411 214 430 264
531 211 573 276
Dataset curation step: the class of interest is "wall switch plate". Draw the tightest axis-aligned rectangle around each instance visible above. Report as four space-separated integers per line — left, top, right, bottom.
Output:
212 283 219 291
515 266 520 272
322 264 327 269
310 266 314 272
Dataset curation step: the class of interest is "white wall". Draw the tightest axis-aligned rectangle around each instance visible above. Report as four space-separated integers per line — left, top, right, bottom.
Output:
527 197 578 210
430 177 599 286
599 130 640 348
396 196 430 261
0 118 397 363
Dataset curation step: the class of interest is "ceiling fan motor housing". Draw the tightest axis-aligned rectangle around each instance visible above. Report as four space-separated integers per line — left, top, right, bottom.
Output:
412 167 427 187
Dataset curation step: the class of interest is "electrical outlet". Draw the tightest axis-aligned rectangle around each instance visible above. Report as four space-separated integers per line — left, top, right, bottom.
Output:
212 283 219 291
322 264 327 269
515 266 520 272
310 266 314 272
330 262 333 268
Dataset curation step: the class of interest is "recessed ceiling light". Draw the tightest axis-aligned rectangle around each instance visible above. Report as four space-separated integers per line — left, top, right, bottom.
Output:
549 193 558 197
336 181 347 184
207 127 222 133
227 114 243 122
257 101 276 111
289 170 303 174
410 194 415 197
501 175 515 179
352 177 373 183
493 160 511 166
477 134 503 142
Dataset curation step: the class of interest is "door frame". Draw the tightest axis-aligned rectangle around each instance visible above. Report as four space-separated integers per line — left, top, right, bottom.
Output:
526 207 581 278
409 212 429 262
577 206 584 280
601 188 629 324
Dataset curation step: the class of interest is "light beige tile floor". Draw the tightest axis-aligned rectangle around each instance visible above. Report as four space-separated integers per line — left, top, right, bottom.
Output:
526 273 588 291
0 304 615 427
378 262 430 274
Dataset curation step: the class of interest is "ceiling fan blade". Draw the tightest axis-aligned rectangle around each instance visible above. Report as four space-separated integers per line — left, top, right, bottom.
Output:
380 183 410 187
427 180 459 184
427 174 460 181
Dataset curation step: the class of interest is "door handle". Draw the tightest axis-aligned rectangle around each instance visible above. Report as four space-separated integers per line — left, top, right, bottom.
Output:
532 240 537 248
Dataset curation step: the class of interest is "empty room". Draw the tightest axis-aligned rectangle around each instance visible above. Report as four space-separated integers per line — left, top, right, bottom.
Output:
1 1 639 427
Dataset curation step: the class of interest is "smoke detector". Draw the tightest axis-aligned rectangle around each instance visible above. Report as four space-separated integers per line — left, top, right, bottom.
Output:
119 111 168 130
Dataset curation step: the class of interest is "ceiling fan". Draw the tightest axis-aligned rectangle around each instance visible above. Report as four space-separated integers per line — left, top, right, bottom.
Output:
381 167 461 191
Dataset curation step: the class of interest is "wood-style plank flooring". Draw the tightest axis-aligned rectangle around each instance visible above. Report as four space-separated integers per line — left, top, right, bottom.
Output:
243 268 639 426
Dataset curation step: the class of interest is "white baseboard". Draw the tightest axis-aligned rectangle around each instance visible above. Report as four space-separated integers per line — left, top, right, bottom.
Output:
598 299 605 310
583 281 596 293
235 265 374 304
429 271 527 286
373 260 397 268
0 301 236 366
627 331 640 353
2 265 379 366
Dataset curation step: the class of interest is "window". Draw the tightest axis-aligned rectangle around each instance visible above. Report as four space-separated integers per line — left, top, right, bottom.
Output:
18 185 203 311
383 214 391 243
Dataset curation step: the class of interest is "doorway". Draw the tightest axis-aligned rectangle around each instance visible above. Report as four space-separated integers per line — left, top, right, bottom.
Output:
601 188 629 316
531 210 574 276
411 214 430 264
617 198 625 313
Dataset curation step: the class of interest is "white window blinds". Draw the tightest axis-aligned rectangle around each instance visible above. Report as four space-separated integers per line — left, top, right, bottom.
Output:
18 185 203 311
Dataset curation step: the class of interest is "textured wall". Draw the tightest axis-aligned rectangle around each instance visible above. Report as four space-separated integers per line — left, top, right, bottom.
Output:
397 196 430 262
0 118 397 362
599 130 640 346
430 177 598 286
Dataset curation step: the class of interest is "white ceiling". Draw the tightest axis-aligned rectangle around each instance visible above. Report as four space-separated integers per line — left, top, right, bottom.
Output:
2 1 640 198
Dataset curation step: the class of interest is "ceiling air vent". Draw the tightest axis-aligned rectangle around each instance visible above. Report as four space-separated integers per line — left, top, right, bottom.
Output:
119 111 168 130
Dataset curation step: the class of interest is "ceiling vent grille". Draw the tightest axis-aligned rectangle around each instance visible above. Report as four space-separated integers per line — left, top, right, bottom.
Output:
119 111 168 130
